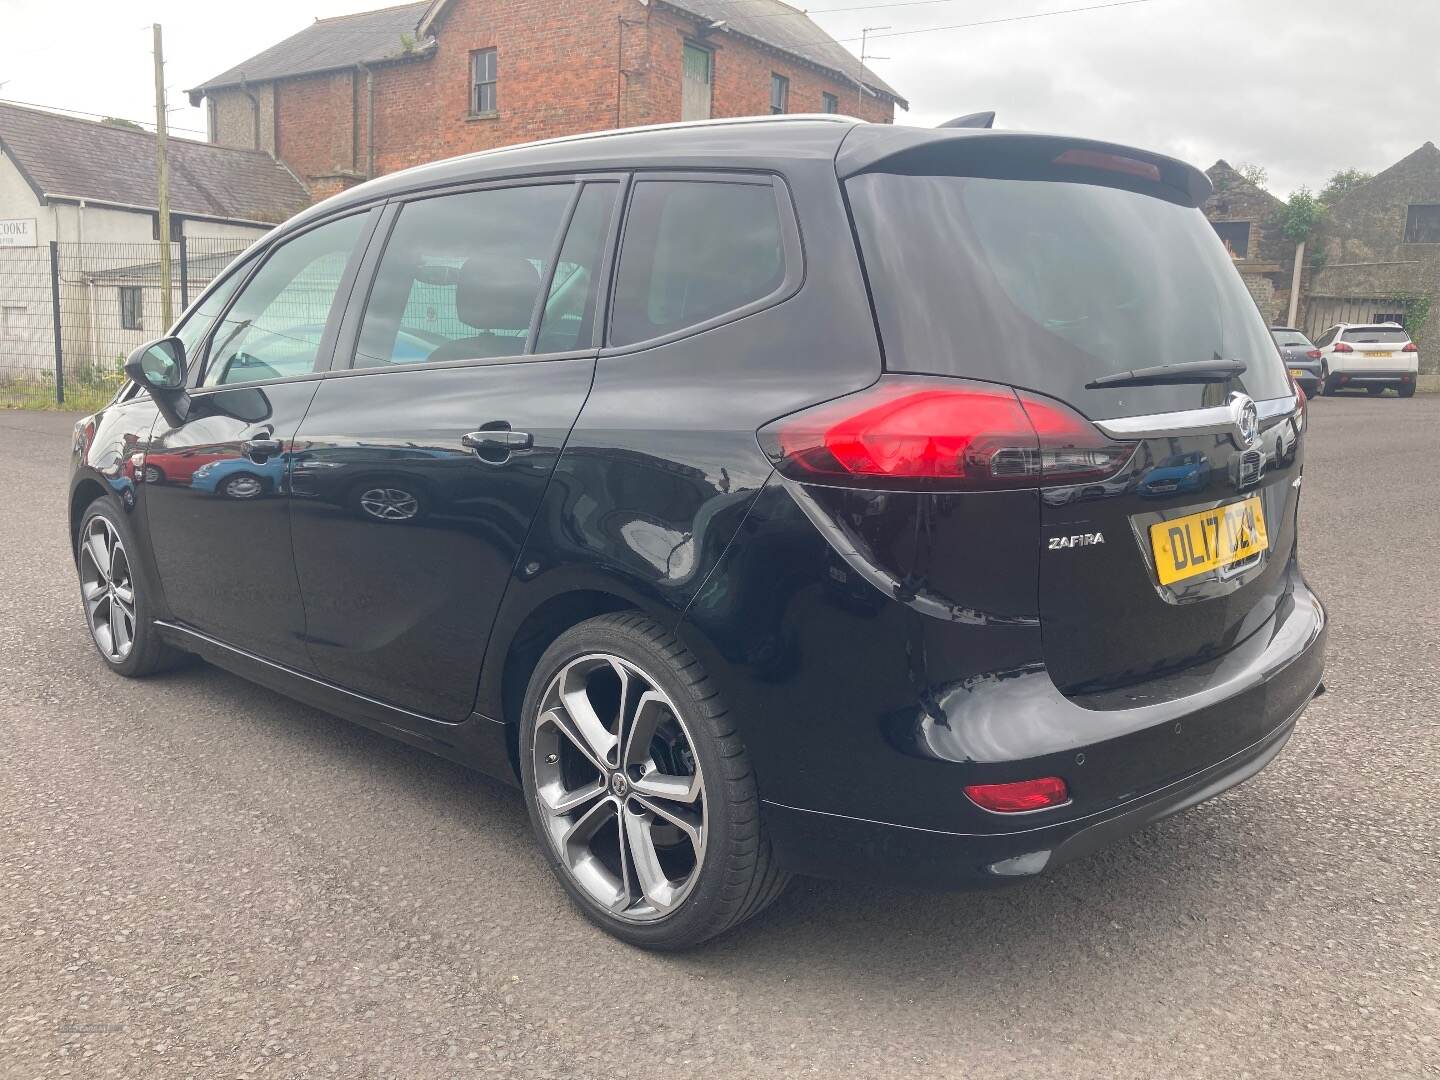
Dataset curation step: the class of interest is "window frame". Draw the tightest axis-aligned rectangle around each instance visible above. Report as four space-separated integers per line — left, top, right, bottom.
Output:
326 173 627 381
1211 220 1251 259
770 73 789 114
186 206 381 395
822 92 839 114
1403 203 1440 244
119 286 144 331
600 170 805 355
470 48 499 117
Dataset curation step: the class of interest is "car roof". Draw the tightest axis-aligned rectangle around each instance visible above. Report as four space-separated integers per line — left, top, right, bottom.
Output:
288 115 1215 231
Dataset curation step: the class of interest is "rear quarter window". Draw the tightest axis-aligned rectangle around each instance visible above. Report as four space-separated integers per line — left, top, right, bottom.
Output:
609 178 789 348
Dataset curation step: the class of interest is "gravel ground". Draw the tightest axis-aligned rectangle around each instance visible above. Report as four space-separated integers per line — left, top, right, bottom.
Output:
1 396 1436 1079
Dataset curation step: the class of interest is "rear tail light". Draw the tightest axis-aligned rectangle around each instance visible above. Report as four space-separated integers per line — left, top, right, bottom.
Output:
1306 349 1322 359
758 376 1136 492
965 777 1070 813
1403 342 1418 353
1332 341 1354 353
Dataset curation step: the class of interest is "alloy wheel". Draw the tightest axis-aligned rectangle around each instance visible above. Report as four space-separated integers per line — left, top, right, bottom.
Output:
360 487 420 521
532 653 707 923
79 516 137 663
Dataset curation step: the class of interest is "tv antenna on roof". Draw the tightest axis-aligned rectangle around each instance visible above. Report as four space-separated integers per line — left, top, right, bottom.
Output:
857 26 889 113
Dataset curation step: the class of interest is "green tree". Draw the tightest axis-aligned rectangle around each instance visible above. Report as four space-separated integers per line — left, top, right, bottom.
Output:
101 116 144 131
1236 162 1269 189
1281 188 1324 243
1318 168 1372 206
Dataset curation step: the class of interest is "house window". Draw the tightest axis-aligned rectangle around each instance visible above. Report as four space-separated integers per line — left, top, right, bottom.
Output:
119 287 144 331
1373 312 1405 325
822 92 839 114
470 48 498 116
1211 221 1251 259
1403 204 1440 243
681 43 713 122
770 74 789 114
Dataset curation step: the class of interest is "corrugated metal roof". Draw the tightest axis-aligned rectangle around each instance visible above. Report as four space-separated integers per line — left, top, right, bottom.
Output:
0 102 310 224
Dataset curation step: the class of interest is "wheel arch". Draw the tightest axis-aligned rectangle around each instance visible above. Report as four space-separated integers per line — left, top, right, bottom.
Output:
69 477 109 560
497 588 637 775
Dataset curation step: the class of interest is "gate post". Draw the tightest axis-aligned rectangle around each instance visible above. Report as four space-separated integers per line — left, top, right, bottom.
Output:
178 235 189 312
48 241 64 406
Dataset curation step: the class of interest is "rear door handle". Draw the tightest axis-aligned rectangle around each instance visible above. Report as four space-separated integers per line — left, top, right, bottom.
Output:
241 437 284 461
462 428 534 462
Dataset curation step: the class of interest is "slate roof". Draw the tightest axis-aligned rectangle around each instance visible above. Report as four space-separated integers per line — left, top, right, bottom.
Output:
192 0 904 108
0 102 310 224
653 0 905 106
189 2 431 96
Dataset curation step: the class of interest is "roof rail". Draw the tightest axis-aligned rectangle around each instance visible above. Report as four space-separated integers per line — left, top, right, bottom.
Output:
939 111 996 129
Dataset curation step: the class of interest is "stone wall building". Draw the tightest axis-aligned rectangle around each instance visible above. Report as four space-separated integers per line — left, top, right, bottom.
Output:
1302 142 1440 372
1202 160 1301 326
187 0 907 202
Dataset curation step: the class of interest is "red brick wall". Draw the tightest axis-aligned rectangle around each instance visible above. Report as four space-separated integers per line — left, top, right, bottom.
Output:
241 0 900 198
637 6 895 126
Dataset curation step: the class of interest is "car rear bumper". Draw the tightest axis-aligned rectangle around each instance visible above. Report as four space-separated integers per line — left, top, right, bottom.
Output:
763 704 1304 887
757 569 1327 888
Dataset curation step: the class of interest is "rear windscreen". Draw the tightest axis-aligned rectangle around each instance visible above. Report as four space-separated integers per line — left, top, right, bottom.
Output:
1341 327 1409 343
846 173 1291 419
1272 331 1312 347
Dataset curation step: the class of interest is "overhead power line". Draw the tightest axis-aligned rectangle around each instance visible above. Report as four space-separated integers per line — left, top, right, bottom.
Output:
0 95 209 138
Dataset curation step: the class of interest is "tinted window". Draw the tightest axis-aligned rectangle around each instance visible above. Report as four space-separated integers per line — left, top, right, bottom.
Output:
1340 326 1410 343
610 180 786 348
847 172 1291 419
1271 331 1311 347
535 184 616 354
204 215 367 387
1314 327 1337 347
353 184 573 368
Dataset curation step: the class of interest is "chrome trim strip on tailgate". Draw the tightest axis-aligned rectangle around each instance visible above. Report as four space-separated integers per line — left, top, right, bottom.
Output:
1095 394 1297 440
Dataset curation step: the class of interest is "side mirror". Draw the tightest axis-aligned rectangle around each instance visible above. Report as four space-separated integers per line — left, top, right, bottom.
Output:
125 337 187 393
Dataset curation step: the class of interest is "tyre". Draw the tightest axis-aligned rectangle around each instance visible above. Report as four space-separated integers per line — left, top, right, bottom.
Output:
1320 364 1338 396
1398 382 1416 398
142 464 164 484
76 498 188 677
220 473 265 500
519 613 788 949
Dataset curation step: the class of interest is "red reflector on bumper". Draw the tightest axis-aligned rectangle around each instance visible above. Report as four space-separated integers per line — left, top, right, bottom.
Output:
964 777 1070 813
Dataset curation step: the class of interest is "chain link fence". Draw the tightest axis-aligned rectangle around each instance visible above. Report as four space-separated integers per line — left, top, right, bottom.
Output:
0 239 253 411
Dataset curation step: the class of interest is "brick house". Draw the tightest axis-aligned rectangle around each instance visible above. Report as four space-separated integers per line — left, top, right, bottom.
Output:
187 0 907 201
1303 142 1440 369
1202 160 1300 326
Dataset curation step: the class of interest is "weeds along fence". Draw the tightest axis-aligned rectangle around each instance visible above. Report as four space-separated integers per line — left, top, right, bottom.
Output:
0 239 254 411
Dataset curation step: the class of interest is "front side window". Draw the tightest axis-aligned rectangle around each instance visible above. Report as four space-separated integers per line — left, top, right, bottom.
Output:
471 48 498 115
770 74 789 114
172 261 250 371
1404 204 1440 243
610 179 786 348
203 213 367 387
353 183 576 368
119 286 144 331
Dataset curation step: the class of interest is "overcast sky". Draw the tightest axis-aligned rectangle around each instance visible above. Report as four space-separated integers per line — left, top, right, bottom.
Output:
1 0 1435 196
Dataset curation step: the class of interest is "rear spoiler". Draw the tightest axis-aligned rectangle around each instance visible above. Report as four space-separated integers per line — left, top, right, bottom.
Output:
836 127 1212 207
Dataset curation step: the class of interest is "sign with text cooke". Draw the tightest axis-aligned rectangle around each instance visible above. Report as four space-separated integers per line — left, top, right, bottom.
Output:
0 219 38 247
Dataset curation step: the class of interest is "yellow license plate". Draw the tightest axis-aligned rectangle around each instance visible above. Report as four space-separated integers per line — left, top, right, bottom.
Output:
1368 351 1392 359
1150 496 1269 586
1288 368 1306 378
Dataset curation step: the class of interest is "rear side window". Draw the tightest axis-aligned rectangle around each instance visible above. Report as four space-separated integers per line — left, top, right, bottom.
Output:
353 183 574 368
1340 326 1409 344
609 179 787 348
846 172 1291 418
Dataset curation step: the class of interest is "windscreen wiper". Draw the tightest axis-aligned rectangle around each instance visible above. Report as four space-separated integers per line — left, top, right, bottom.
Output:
1086 359 1247 389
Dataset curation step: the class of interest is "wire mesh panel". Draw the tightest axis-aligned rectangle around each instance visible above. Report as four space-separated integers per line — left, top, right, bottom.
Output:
0 238 255 411
0 247 59 409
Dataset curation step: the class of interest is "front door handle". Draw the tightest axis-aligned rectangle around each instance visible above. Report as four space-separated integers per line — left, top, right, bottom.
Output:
241 437 284 461
462 428 534 463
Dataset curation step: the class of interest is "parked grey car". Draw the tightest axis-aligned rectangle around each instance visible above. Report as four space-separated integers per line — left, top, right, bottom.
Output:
1271 327 1322 398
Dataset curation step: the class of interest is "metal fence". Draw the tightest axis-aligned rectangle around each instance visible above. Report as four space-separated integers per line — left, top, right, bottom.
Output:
0 239 253 411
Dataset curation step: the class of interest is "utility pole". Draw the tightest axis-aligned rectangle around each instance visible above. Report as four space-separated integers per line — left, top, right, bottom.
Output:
153 23 173 328
857 27 889 115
